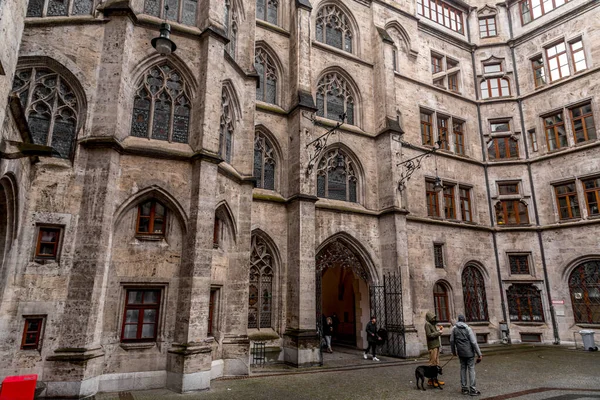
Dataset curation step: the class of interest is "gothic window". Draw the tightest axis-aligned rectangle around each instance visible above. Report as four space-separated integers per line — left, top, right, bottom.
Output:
256 0 278 25
495 200 529 225
11 67 80 159
316 73 355 125
136 200 167 236
225 0 239 58
248 235 274 329
316 148 358 202
130 63 190 143
507 284 544 322
27 0 94 17
219 88 235 163
255 48 277 104
143 0 198 26
434 282 451 322
569 260 600 324
254 132 276 190
462 265 489 322
315 5 353 53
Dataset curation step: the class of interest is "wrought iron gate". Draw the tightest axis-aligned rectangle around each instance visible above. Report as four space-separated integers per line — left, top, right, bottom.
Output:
370 272 406 358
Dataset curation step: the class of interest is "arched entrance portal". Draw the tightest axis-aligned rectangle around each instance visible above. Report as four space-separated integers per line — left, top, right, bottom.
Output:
316 239 372 349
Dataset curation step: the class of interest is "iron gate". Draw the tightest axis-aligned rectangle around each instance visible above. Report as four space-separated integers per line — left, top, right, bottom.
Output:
370 272 406 358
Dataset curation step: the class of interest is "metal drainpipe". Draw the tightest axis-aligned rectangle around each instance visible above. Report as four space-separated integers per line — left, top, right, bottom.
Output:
470 43 509 325
506 5 561 345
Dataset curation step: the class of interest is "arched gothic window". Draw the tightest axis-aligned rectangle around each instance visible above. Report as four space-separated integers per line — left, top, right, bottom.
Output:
434 282 451 322
507 284 544 322
11 67 80 159
254 132 276 190
255 48 278 104
316 148 357 202
144 0 198 26
316 73 355 125
130 64 191 143
256 0 278 25
569 260 600 324
219 88 234 163
462 265 489 322
495 200 529 225
27 0 94 17
224 0 239 58
248 235 274 329
316 5 353 53
136 200 167 236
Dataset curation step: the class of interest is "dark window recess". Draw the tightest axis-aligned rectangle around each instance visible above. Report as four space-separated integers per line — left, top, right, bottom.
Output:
434 282 450 322
568 260 600 324
121 289 161 341
507 284 544 322
520 333 542 343
462 265 489 322
208 288 218 336
21 317 44 350
441 335 451 346
476 333 488 344
509 255 530 275
434 244 444 268
35 227 61 259
136 200 167 236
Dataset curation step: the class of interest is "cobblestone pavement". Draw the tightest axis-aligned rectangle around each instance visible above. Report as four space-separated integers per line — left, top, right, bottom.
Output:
95 346 600 400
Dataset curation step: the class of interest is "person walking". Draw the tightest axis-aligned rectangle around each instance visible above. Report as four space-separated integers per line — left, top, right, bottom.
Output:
324 316 334 353
450 315 482 396
363 316 380 361
424 311 445 387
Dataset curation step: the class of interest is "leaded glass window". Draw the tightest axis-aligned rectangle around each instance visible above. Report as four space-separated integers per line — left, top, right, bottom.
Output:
130 63 190 143
11 67 80 159
255 48 277 104
256 0 278 25
316 148 358 202
316 73 355 125
569 261 600 324
507 284 544 322
27 0 94 17
254 132 276 190
225 0 239 58
248 235 274 329
434 282 451 322
143 0 197 26
315 5 353 53
462 265 489 322
219 88 234 163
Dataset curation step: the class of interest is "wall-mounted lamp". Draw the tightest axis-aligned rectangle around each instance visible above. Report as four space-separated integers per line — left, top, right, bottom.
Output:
151 6 177 56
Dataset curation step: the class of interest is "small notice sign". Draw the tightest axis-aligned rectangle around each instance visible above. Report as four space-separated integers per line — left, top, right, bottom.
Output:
552 300 565 305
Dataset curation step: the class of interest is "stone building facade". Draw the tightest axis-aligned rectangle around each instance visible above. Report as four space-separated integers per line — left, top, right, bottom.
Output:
0 0 599 397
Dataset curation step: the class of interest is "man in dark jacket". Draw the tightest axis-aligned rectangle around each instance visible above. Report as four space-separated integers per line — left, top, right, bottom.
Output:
363 316 380 361
424 311 445 386
450 315 482 396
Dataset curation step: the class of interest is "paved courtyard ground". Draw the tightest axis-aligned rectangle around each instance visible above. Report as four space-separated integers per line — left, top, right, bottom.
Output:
95 345 600 400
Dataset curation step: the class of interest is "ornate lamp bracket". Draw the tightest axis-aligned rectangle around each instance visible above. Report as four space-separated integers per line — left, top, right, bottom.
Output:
395 138 443 192
305 113 346 176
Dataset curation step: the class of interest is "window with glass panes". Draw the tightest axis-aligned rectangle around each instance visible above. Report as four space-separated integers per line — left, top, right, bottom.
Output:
434 283 450 321
256 0 278 25
479 16 496 38
208 288 218 336
253 132 276 190
570 103 596 143
142 0 198 26
483 63 502 74
480 78 510 99
416 0 464 34
316 148 358 202
519 0 568 24
488 137 519 160
136 200 167 236
495 200 529 225
544 112 567 150
35 227 61 259
426 180 440 217
443 185 456 219
532 56 546 87
431 54 443 73
546 42 570 82
255 48 277 104
570 39 587 73
583 177 600 216
507 284 544 322
438 116 449 150
421 112 433 146
490 121 510 133
27 0 95 17
509 255 531 274
459 186 472 222
316 73 355 125
554 182 580 220
122 289 160 341
21 317 44 350
498 182 519 195
434 244 444 268
454 120 465 155
529 129 539 152
448 73 459 92
315 5 353 53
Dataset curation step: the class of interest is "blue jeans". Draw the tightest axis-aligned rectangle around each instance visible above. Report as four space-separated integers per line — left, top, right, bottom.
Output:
460 356 477 392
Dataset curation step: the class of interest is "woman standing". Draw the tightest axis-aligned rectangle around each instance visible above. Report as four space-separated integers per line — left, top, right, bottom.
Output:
324 317 334 353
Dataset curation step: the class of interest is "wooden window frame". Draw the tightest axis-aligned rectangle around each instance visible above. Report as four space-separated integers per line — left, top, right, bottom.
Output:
434 283 451 322
443 184 456 219
509 254 531 275
481 77 510 99
545 42 570 82
544 112 567 151
35 226 62 260
431 54 443 74
507 284 545 322
570 103 596 144
496 200 529 226
528 129 539 152
459 186 472 222
570 39 587 73
417 0 464 34
519 0 569 25
426 180 440 217
531 56 546 88
437 116 450 150
554 182 580 220
213 217 221 249
121 288 161 342
21 316 45 350
582 178 600 217
421 111 434 146
488 136 519 160
478 16 497 38
434 243 445 268
448 73 459 93
136 200 168 237
453 120 465 155
498 182 520 195
208 288 219 336
483 63 502 74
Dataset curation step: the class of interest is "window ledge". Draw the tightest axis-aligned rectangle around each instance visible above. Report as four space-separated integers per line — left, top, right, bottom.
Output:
135 235 165 242
311 41 373 68
120 342 157 351
256 101 286 115
33 258 59 265
575 324 600 329
256 19 290 37
468 321 491 326
510 322 545 327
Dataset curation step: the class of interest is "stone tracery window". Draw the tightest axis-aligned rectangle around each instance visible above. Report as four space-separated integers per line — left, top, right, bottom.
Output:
256 0 278 25
248 235 274 329
316 148 358 202
27 0 95 17
254 132 276 190
569 260 600 324
316 73 355 125
130 63 191 143
219 88 234 163
462 265 489 322
507 284 544 322
316 5 353 53
255 48 277 104
11 67 80 159
144 0 198 26
225 0 239 58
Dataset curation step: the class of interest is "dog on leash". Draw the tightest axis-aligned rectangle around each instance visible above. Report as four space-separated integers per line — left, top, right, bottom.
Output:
415 365 443 391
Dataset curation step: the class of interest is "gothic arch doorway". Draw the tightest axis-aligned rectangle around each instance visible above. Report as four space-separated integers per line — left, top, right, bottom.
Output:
316 238 373 349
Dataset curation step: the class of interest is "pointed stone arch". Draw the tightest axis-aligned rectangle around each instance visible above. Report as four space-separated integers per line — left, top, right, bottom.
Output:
215 200 237 245
315 66 362 128
0 174 19 284
315 143 365 204
384 21 418 58
314 1 361 56
254 125 282 191
132 53 199 96
255 41 285 105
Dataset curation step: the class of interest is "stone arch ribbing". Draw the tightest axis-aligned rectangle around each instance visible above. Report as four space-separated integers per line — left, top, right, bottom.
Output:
314 0 361 56
131 53 199 96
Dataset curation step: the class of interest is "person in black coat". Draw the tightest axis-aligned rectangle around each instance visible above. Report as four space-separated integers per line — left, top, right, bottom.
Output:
324 317 334 353
363 316 381 361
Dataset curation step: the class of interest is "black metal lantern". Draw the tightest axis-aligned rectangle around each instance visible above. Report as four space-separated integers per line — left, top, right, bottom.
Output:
152 22 177 56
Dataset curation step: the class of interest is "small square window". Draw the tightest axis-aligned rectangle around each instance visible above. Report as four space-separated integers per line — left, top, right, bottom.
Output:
21 316 45 350
483 63 502 74
35 227 62 260
498 183 520 195
509 254 530 274
434 243 444 268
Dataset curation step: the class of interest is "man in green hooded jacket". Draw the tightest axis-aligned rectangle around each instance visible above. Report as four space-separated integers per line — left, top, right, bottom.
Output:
424 311 445 386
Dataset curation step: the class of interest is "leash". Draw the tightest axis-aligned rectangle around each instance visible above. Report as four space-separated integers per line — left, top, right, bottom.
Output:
440 354 454 368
